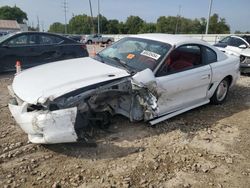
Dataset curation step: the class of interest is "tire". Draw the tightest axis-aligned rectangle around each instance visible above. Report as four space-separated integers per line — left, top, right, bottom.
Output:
107 40 112 45
87 40 92 44
210 78 229 105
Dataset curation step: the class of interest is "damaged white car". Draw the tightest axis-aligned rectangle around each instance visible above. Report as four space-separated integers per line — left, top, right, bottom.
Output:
8 34 240 144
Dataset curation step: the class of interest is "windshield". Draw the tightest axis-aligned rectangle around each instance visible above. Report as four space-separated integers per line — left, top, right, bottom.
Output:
0 32 15 43
96 37 171 72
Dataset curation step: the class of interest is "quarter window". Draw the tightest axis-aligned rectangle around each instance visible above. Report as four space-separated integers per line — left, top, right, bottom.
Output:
204 47 217 64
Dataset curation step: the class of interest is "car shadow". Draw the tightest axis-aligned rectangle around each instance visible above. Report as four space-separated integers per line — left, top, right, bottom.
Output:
45 84 250 159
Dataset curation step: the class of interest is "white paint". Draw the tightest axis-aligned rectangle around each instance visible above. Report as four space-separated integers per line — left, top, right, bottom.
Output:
103 34 250 45
12 57 129 104
150 100 210 125
132 68 156 86
156 65 212 115
9 103 78 144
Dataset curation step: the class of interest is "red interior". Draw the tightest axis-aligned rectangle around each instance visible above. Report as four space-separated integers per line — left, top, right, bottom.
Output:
167 50 200 71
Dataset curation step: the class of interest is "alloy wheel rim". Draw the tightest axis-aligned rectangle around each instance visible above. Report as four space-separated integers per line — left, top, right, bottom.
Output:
216 80 228 101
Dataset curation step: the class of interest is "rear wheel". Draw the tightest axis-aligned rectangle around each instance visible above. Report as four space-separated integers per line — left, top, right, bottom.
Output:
210 78 229 105
87 40 92 44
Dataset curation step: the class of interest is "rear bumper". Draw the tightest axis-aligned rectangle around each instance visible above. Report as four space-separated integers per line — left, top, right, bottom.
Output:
8 101 78 144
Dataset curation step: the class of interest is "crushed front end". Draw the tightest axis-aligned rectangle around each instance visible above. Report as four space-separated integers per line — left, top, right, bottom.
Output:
8 69 159 144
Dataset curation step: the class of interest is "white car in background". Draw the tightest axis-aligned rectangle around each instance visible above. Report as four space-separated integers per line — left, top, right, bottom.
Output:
83 34 114 44
214 35 250 73
8 34 240 144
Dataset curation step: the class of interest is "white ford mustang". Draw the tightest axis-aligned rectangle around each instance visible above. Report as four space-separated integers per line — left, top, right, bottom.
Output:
8 34 240 144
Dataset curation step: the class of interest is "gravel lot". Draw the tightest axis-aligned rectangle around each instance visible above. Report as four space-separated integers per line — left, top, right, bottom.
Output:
0 72 250 188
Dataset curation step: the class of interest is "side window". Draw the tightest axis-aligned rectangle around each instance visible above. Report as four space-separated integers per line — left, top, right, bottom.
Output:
220 36 230 44
7 35 28 46
28 34 39 45
204 47 217 64
230 38 246 47
157 44 202 77
39 35 63 45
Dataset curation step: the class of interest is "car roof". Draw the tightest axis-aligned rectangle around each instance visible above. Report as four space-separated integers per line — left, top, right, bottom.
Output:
132 33 209 46
132 33 227 61
4 31 77 43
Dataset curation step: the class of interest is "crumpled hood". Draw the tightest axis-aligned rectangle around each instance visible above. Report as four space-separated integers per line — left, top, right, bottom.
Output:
12 57 129 104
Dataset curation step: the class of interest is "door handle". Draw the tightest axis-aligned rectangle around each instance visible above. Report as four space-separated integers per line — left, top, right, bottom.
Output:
201 74 210 80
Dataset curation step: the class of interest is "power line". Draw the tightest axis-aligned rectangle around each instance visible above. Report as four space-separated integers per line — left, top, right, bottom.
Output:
37 15 40 31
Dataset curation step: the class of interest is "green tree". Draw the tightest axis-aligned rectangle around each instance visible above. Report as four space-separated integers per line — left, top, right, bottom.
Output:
207 14 230 34
156 16 177 33
139 23 156 33
68 14 92 34
0 5 27 23
93 14 108 34
48 22 65 33
125 16 144 34
106 19 120 34
118 22 128 34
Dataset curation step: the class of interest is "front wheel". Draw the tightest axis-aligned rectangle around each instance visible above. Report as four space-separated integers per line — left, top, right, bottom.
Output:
210 78 229 105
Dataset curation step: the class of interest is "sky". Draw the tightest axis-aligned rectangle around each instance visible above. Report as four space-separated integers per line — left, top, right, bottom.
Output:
0 0 250 33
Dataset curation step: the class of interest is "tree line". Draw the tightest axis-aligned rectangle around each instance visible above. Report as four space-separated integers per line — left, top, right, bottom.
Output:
49 14 230 35
0 5 232 34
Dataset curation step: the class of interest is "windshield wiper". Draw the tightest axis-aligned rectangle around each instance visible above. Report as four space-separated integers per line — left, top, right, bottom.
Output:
95 53 105 63
109 56 135 75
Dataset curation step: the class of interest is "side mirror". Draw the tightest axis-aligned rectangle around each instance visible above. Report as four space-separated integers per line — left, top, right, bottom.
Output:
239 44 247 49
132 68 156 86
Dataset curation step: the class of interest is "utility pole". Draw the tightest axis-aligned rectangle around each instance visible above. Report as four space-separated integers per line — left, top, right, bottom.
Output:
63 0 68 34
98 0 100 35
36 15 40 32
205 0 213 34
41 21 44 32
175 5 181 34
89 0 95 33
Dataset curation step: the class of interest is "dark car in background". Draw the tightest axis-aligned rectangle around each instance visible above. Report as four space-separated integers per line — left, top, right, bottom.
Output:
0 32 89 73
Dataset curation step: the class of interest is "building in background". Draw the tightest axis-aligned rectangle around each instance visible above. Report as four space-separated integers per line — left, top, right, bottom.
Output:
0 19 28 36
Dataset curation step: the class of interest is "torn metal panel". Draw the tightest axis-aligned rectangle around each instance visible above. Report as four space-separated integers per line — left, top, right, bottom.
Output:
8 70 160 144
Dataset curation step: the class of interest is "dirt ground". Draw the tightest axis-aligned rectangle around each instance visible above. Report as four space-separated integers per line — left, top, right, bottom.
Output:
0 73 250 188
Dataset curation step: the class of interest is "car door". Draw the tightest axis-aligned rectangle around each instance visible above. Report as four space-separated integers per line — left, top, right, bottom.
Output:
155 44 212 116
0 34 28 71
23 33 41 68
35 34 64 64
226 37 248 55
